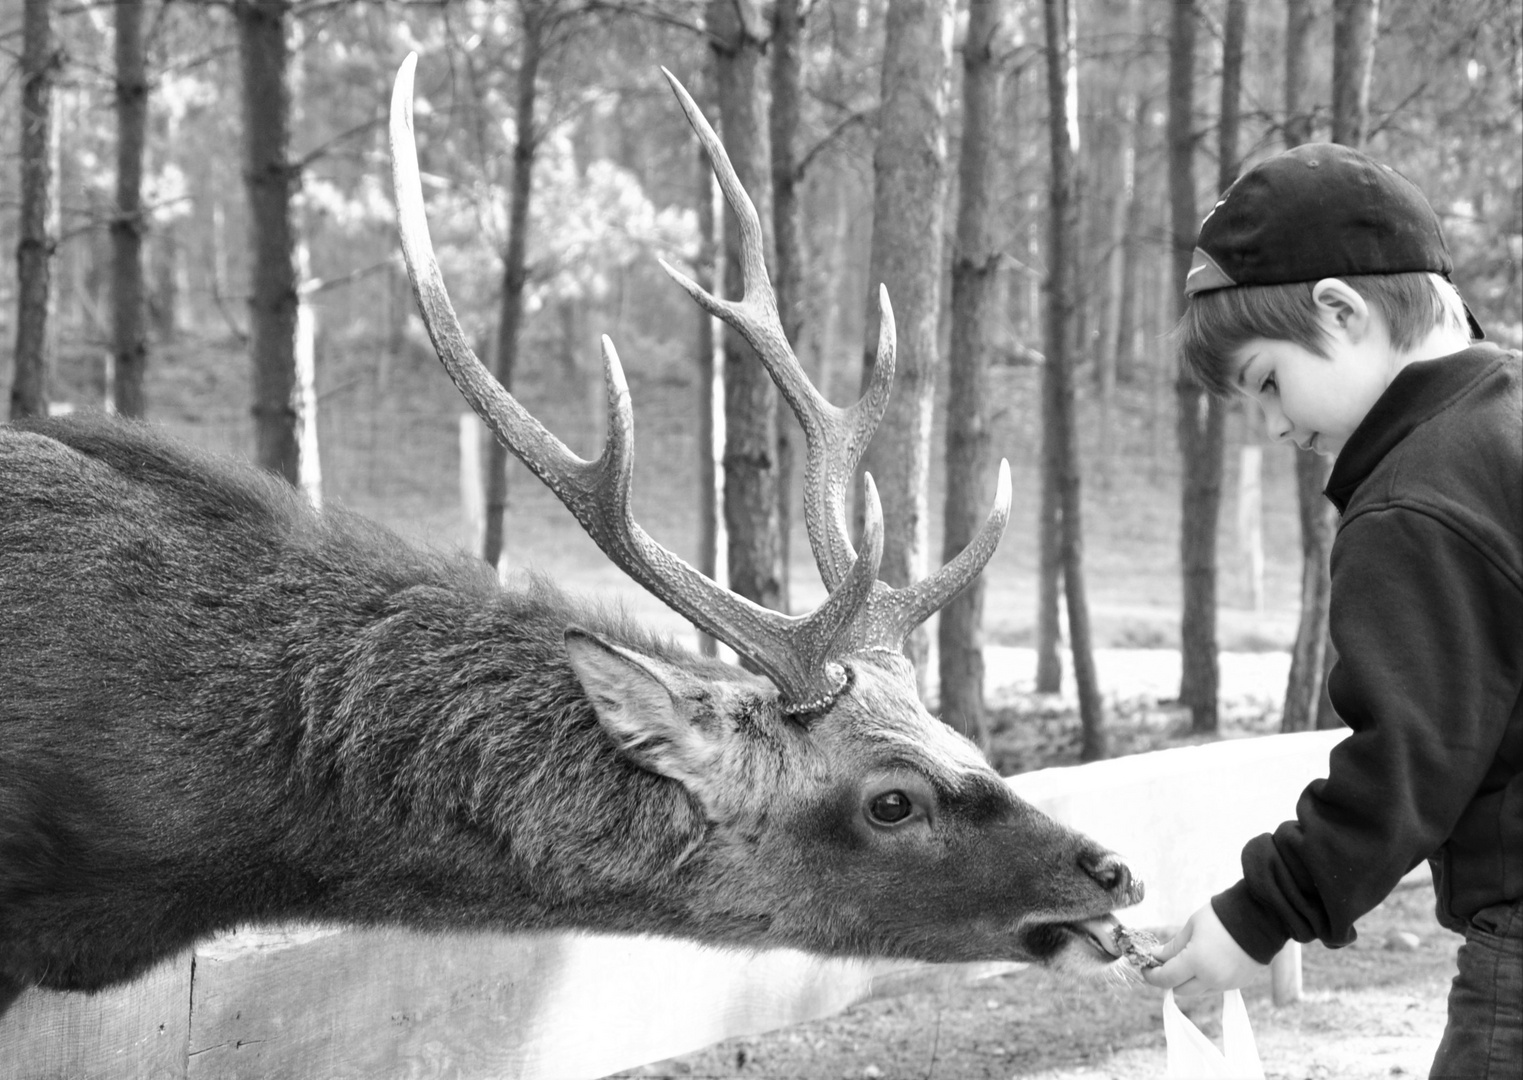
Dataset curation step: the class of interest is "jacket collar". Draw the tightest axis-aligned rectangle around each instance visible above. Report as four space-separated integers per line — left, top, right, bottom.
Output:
1325 343 1511 514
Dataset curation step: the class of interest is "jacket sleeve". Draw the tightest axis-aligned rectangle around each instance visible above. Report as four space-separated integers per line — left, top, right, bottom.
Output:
1212 505 1522 964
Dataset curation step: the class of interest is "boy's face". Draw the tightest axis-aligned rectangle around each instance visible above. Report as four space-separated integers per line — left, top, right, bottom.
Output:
1228 279 1397 459
1230 337 1391 458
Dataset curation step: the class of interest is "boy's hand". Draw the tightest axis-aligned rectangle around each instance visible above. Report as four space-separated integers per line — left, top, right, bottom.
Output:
1142 902 1267 995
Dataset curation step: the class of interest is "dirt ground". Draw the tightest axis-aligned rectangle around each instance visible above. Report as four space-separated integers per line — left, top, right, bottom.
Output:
610 684 1460 1080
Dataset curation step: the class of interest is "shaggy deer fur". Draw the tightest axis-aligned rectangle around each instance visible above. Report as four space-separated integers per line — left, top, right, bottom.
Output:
0 417 1136 1014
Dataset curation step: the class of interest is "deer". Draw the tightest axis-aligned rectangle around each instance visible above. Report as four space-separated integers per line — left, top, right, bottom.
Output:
0 56 1143 1020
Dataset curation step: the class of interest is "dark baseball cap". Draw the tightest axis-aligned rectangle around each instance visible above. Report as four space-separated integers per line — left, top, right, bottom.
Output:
1185 143 1483 338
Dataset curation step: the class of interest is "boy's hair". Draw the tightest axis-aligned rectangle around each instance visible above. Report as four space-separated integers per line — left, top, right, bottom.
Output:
1179 271 1472 397
1177 143 1483 396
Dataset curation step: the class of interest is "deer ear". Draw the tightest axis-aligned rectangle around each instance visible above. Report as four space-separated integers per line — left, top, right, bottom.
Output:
563 628 721 794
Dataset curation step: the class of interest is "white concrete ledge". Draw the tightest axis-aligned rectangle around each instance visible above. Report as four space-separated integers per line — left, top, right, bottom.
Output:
1010 727 1355 928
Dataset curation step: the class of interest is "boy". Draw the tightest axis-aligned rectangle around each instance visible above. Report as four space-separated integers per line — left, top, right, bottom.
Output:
1143 142 1521 1079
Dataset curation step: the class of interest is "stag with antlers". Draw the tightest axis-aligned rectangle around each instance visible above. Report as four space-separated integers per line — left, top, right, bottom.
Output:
0 57 1142 1017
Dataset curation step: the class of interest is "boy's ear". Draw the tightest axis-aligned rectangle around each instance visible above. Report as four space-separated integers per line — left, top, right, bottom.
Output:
1311 278 1373 341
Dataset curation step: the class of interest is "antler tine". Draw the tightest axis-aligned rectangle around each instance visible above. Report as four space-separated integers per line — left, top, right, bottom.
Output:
851 459 1014 653
391 55 886 712
657 67 895 593
587 333 889 705
654 64 1012 654
391 54 583 487
579 345 893 714
799 286 897 590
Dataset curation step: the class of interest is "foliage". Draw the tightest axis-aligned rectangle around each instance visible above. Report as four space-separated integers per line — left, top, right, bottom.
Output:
3 0 1508 380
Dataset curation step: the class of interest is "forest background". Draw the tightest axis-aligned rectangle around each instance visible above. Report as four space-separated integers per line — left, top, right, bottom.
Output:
2 0 1520 762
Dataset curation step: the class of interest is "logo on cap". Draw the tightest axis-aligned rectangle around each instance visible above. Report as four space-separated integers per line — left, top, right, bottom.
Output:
1184 248 1235 296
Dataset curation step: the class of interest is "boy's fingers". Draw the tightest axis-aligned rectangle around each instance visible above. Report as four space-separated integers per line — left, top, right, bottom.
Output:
1152 923 1191 963
1142 952 1191 990
1141 928 1192 988
1152 937 1185 964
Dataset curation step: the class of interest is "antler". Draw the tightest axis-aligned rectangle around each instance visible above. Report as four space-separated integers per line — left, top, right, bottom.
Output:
391 54 881 712
390 54 1009 709
653 67 1013 656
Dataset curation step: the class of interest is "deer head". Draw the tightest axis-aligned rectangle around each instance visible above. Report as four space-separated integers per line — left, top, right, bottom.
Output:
389 55 1142 971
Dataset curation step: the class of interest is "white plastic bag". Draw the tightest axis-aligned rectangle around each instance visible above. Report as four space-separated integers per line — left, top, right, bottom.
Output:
1162 988 1265 1079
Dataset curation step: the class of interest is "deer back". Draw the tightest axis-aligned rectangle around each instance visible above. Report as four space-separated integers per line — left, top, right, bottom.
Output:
0 419 699 986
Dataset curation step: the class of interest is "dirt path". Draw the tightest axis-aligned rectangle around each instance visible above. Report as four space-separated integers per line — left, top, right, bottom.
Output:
618 882 1455 1079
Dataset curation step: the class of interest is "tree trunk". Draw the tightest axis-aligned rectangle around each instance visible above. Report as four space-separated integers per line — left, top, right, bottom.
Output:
1282 454 1334 730
939 0 1004 750
1279 0 1337 733
1035 65 1060 691
237 0 300 483
813 0 871 410
1169 0 1224 734
1091 2 1129 482
1217 4 1256 611
1031 20 1061 698
1036 164 1061 698
112 0 149 418
1034 50 1061 696
860 0 956 692
1218 0 1245 192
1176 351 1227 733
1313 0 1381 731
482 2 545 571
1035 461 1063 692
694 66 723 658
1284 0 1316 146
1044 0 1106 759
1112 89 1147 385
12 0 58 420
710 0 784 617
1332 0 1380 147
149 100 181 343
771 0 804 606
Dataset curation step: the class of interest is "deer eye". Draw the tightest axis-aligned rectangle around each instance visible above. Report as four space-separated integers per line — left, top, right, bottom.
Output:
868 791 914 825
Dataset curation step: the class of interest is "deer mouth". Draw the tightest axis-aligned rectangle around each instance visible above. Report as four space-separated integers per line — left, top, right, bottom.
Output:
1020 914 1125 964
1067 915 1127 960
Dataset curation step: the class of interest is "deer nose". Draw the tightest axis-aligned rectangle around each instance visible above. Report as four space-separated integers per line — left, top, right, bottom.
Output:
1081 851 1144 905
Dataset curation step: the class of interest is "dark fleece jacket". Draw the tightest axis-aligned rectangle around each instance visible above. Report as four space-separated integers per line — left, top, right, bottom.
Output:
1214 343 1523 964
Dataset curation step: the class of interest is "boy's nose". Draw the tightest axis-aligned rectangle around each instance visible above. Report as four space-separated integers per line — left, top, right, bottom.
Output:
1259 403 1294 443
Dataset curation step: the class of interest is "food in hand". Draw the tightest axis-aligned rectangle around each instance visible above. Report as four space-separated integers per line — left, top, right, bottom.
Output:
1114 924 1163 969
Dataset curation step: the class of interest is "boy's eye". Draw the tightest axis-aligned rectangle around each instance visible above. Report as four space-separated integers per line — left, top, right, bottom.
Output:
1259 373 1277 394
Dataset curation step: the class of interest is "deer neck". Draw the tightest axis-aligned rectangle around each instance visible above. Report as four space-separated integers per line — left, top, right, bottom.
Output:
256 576 713 933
